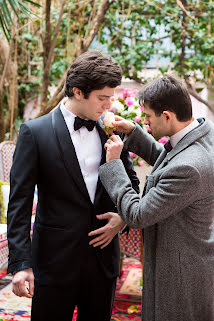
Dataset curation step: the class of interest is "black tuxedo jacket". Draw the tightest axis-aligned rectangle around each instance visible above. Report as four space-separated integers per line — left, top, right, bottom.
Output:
7 106 139 286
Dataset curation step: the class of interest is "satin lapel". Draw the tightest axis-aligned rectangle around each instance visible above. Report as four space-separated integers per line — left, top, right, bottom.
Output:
96 120 108 165
94 121 108 205
52 106 91 202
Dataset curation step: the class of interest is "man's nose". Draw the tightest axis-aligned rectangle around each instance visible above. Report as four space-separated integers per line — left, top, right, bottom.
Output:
103 99 111 110
144 118 149 125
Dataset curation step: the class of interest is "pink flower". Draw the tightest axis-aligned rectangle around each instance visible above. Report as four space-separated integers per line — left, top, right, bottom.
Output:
134 116 142 123
117 93 124 100
139 105 144 112
123 88 138 98
109 107 117 114
129 152 136 158
123 88 131 97
158 136 168 145
125 97 134 106
138 160 144 167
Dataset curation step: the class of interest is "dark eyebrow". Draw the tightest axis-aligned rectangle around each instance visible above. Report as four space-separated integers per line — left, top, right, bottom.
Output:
97 95 111 98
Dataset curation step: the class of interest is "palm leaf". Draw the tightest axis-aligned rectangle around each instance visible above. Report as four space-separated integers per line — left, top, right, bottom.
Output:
3 0 14 25
7 0 21 15
0 1 10 28
0 11 10 36
20 0 40 6
0 0 40 40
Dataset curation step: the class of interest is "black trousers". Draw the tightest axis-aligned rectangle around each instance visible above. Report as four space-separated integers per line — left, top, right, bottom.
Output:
31 252 117 321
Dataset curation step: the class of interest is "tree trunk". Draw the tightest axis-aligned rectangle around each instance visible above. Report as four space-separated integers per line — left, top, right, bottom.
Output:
40 0 66 114
0 91 5 142
40 0 51 113
180 0 187 81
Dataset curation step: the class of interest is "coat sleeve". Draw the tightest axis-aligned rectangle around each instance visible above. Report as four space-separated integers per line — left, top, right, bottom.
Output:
120 149 140 194
7 123 38 274
99 159 201 229
124 124 163 166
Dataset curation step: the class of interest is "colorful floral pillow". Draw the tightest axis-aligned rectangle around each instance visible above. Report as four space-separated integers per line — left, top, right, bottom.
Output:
0 181 38 224
0 180 9 224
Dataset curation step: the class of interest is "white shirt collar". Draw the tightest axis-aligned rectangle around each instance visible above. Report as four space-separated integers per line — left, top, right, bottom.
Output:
60 99 77 134
170 119 199 148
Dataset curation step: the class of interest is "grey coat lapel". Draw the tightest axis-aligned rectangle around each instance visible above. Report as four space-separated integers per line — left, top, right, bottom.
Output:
167 118 206 162
151 118 207 173
145 118 207 195
150 149 167 173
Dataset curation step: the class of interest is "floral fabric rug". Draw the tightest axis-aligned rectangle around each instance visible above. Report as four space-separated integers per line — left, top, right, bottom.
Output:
0 258 142 321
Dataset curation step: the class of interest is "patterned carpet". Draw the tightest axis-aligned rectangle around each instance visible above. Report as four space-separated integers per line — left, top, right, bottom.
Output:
0 258 142 321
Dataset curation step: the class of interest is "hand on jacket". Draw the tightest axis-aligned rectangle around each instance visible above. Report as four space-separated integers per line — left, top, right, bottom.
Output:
12 268 34 298
88 212 126 249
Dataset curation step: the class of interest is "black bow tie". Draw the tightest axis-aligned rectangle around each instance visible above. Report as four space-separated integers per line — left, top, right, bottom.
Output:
164 140 172 152
74 116 96 132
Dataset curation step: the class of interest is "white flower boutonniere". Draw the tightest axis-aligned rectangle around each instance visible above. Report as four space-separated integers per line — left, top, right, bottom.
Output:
103 112 115 136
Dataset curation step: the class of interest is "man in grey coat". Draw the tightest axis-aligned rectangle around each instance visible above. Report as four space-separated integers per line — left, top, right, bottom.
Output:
90 75 214 321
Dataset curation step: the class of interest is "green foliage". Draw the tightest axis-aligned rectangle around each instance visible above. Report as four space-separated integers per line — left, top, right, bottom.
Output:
50 58 69 85
101 0 214 84
0 0 40 40
2 0 213 129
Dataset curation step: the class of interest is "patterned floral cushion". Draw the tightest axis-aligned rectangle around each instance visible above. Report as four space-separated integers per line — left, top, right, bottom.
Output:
0 239 8 271
0 141 16 183
0 181 10 224
120 229 144 262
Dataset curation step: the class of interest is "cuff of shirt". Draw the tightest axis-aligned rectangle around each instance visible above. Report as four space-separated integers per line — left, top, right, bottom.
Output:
7 260 32 275
122 122 137 143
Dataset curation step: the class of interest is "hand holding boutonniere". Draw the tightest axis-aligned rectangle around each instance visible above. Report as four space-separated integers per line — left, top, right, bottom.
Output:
105 134 124 162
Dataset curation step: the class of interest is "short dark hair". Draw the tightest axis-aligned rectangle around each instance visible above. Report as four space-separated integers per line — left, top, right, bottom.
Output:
65 50 122 98
139 75 192 121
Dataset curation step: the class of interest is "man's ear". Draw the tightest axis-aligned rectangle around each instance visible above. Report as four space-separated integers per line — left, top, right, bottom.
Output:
73 87 83 100
163 110 172 121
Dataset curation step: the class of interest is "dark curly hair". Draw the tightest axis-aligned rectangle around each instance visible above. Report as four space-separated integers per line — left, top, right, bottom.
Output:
65 50 122 98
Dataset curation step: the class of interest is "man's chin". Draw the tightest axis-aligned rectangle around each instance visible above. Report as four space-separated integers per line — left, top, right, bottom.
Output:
95 115 103 121
151 132 160 140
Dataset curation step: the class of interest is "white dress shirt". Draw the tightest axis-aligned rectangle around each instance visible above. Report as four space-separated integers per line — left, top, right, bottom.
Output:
170 119 199 148
60 101 102 203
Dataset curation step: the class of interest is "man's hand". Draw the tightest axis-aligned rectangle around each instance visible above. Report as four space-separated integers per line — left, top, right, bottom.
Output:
88 212 126 249
12 268 34 298
112 115 135 135
105 134 124 162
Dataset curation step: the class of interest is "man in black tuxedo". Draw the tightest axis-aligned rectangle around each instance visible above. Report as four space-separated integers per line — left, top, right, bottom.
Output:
7 50 139 321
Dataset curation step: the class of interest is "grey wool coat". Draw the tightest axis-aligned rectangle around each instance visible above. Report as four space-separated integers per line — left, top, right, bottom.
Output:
99 118 214 321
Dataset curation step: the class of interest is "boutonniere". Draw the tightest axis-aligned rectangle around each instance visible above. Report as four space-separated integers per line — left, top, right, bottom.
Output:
103 112 115 137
